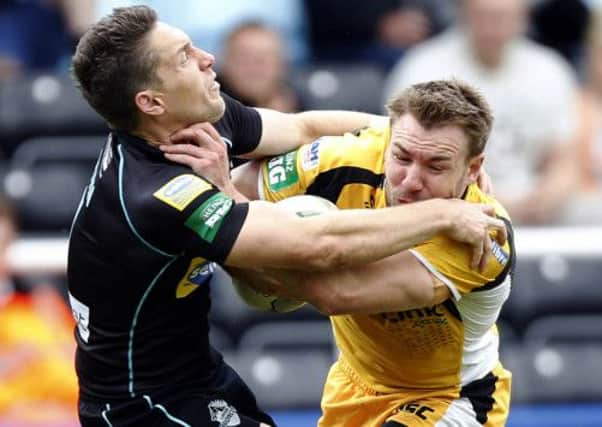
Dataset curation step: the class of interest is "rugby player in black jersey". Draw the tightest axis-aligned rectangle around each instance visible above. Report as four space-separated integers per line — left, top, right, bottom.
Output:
69 6 506 426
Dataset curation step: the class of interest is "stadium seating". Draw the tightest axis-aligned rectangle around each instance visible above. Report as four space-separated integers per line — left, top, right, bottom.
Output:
238 320 334 354
523 315 602 346
290 63 386 114
224 349 332 409
502 343 602 403
3 136 105 232
0 74 105 156
502 256 602 331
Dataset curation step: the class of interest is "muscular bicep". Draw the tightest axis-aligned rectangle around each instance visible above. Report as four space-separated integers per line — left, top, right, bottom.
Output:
245 108 382 158
224 201 319 269
306 250 451 315
242 109 304 158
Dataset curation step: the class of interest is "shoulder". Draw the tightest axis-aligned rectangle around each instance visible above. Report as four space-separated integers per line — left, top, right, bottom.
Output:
514 40 576 83
403 30 462 66
303 123 389 172
465 184 511 223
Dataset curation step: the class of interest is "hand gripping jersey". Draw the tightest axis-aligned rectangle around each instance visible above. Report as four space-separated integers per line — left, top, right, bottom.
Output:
258 121 515 393
67 95 260 402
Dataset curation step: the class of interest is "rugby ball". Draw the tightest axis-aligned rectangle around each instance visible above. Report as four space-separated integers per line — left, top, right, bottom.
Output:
231 195 337 312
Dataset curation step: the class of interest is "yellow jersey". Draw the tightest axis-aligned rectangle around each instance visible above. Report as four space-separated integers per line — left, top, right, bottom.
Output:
258 122 515 392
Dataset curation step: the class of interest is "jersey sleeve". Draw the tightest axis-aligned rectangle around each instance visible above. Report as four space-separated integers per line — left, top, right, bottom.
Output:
257 123 389 202
217 93 263 156
135 173 249 264
257 136 340 202
409 223 515 300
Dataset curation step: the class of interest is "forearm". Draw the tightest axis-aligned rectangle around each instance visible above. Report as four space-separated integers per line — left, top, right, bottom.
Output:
294 111 382 145
250 108 382 157
227 198 451 270
238 253 445 316
219 181 249 203
310 198 451 268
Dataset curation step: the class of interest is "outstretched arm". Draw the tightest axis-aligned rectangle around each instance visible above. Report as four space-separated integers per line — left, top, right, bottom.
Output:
227 197 505 271
247 108 383 158
160 132 506 270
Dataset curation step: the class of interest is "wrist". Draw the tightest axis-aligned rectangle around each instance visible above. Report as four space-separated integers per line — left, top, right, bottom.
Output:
426 199 454 234
223 183 249 203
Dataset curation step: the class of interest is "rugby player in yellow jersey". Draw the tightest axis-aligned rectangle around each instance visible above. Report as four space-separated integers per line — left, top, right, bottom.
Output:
166 80 514 427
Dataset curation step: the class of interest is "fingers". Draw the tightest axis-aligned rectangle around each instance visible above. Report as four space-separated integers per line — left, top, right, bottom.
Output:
169 123 225 151
480 205 507 245
472 218 506 271
160 142 225 165
470 237 484 271
487 216 507 246
479 235 491 272
163 153 212 170
196 122 222 142
477 169 495 195
160 143 212 157
480 204 495 216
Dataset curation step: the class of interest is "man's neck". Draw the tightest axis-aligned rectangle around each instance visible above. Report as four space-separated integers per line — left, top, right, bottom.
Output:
130 120 181 147
474 50 503 70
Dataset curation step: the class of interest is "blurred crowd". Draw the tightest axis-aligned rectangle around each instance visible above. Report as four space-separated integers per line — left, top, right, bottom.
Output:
0 0 601 424
0 0 600 228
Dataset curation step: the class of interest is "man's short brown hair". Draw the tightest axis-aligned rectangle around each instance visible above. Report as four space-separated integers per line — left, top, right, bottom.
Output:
71 6 161 131
386 80 494 157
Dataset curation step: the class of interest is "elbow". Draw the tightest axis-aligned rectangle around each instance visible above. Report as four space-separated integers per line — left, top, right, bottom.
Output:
311 292 347 316
305 280 352 316
297 236 349 271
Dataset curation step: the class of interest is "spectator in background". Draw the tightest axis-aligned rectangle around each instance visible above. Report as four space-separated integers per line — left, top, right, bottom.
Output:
219 22 302 112
0 196 78 424
384 0 580 225
305 0 453 71
94 0 308 64
0 0 93 79
566 8 602 224
529 0 590 71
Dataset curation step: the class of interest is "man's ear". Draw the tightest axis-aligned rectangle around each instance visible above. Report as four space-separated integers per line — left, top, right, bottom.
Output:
465 153 485 185
135 90 165 116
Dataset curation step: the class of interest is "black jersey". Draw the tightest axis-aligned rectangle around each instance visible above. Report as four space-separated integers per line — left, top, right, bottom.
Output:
67 95 259 402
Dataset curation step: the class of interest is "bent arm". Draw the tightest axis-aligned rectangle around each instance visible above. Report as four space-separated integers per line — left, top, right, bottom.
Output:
234 251 451 315
243 109 382 158
302 252 451 315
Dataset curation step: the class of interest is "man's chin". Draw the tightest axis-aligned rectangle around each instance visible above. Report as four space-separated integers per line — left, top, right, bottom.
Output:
207 99 226 123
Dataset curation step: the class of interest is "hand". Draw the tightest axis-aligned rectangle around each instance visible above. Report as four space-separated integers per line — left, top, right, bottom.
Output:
161 122 231 192
476 167 494 195
442 200 508 271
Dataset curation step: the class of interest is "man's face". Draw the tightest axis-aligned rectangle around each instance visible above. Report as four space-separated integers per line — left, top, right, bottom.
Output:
222 27 285 100
384 113 482 206
463 0 526 62
145 22 225 126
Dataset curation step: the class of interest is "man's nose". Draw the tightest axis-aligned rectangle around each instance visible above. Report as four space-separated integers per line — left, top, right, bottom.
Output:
196 48 215 69
403 165 424 191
